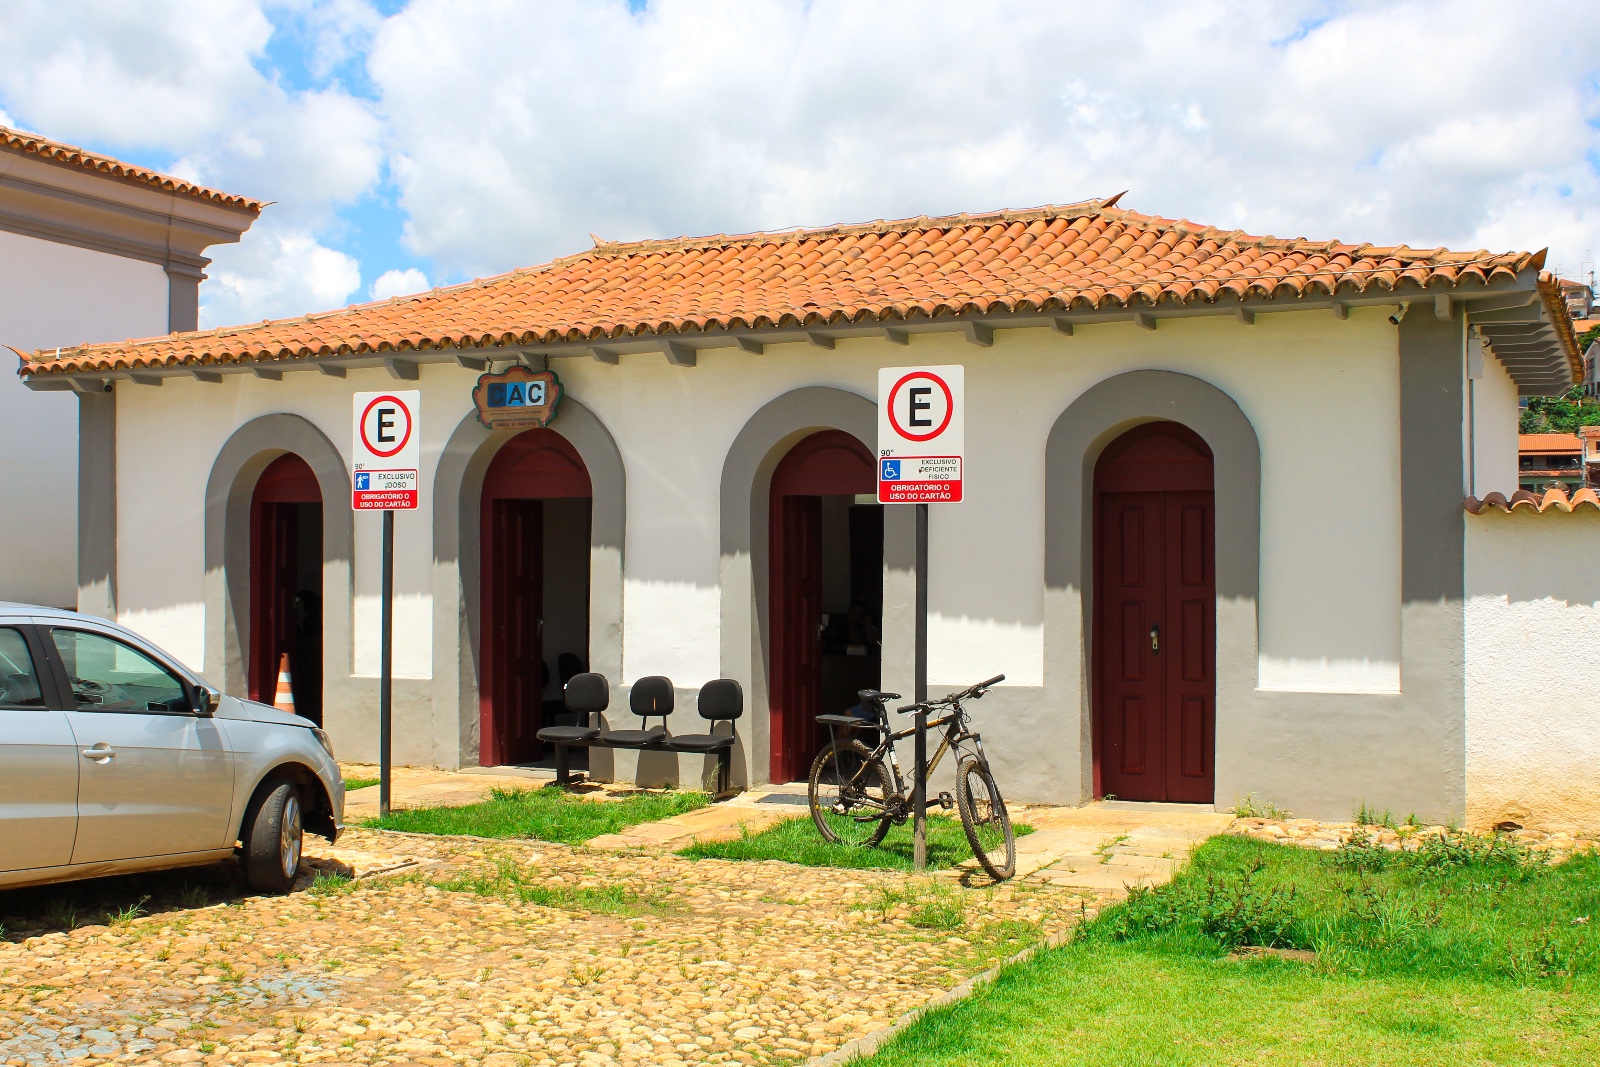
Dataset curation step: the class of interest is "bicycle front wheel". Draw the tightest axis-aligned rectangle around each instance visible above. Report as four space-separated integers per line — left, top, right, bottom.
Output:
809 739 893 848
955 754 1016 880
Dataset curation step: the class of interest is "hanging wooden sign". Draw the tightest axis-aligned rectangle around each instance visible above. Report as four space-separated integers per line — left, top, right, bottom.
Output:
472 366 564 431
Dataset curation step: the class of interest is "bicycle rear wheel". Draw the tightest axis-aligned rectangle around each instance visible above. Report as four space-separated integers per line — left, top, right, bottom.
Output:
809 739 893 848
955 754 1016 880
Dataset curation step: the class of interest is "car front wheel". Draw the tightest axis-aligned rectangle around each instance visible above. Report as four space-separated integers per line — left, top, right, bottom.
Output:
242 778 303 894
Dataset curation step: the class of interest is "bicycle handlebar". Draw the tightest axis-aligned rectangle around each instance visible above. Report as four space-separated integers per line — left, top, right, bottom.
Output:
895 673 1006 713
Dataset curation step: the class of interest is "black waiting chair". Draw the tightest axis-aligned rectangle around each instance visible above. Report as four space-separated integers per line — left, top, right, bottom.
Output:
600 675 673 748
669 678 744 797
536 672 609 782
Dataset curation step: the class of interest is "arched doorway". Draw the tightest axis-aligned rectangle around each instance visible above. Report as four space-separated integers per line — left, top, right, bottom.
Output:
1093 421 1216 803
250 453 323 723
769 430 881 782
480 428 593 766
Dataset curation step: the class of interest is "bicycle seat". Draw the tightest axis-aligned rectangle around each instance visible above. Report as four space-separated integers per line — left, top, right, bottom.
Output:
856 690 900 703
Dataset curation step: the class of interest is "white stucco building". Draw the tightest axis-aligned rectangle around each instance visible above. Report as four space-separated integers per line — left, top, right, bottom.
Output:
16 201 1594 829
0 127 259 607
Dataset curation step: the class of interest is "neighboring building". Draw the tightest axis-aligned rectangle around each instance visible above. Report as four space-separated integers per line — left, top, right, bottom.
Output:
15 201 1593 830
1581 426 1600 487
1583 339 1600 396
1517 433 1584 493
0 126 259 607
1560 279 1593 320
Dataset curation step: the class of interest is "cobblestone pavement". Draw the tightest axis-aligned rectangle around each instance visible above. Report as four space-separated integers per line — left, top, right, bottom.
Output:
1 828 1108 1067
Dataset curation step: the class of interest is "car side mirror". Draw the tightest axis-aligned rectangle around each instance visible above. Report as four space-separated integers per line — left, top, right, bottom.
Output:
193 684 221 717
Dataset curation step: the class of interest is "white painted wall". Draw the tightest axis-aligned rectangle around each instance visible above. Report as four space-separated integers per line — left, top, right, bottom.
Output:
1466 508 1600 831
0 229 167 608
115 306 1406 712
1469 343 1520 498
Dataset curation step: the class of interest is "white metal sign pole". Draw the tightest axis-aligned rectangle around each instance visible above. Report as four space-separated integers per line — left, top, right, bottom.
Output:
877 365 964 872
352 390 421 817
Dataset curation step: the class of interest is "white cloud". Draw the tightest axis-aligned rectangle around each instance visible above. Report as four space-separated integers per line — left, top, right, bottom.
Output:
369 267 429 301
369 0 1600 281
201 218 362 327
0 0 384 325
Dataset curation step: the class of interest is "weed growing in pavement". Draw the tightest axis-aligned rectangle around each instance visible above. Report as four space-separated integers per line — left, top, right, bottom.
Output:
308 872 355 896
107 896 149 928
1233 794 1293 819
1354 800 1399 829
43 900 80 930
178 883 211 909
432 857 674 917
1094 834 1130 864
859 880 969 930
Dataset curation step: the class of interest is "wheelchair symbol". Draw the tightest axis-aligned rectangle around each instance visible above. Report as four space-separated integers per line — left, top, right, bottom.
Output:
881 460 901 480
355 472 371 490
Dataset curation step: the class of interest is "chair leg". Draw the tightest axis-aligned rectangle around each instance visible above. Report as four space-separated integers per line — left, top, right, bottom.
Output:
715 748 731 800
555 744 570 788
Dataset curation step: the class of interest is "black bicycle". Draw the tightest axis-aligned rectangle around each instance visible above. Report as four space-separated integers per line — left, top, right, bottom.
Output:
807 675 1016 881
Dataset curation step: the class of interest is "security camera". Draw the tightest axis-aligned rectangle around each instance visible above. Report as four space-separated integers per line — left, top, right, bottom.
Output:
1388 302 1410 326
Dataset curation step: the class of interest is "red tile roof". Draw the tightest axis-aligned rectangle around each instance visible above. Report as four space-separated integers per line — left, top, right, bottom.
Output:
1 125 263 212
1466 488 1600 514
1518 433 1583 453
15 199 1568 377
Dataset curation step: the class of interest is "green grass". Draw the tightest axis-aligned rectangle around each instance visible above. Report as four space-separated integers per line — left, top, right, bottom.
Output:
342 777 381 791
679 813 1032 871
859 833 1600 1066
430 857 674 917
360 785 707 844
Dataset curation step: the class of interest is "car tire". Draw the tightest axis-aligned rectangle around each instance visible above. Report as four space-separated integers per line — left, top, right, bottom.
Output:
242 778 303 894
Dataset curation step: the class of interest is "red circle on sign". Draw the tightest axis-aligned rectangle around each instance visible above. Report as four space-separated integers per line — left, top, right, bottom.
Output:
360 395 412 458
887 372 954 442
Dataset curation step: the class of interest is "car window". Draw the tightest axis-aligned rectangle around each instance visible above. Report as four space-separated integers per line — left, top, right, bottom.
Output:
0 628 45 709
50 629 190 713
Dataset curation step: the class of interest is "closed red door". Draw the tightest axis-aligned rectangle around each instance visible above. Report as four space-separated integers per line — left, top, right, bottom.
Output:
1094 424 1215 803
488 499 543 765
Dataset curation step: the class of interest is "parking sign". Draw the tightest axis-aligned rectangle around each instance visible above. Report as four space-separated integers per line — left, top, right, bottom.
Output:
877 366 964 503
352 391 421 510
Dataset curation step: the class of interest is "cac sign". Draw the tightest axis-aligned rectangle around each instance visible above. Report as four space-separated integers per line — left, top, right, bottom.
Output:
472 365 563 431
352 391 421 510
877 365 964 503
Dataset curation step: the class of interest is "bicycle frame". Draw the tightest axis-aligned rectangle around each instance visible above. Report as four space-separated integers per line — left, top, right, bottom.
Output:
824 697 989 824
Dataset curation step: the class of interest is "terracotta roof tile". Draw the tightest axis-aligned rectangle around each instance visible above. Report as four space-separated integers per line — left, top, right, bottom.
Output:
1 125 262 212
1465 488 1600 514
16 199 1561 376
1518 433 1582 453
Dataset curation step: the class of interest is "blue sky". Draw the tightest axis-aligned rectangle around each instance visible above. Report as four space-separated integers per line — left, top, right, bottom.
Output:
1 0 1597 329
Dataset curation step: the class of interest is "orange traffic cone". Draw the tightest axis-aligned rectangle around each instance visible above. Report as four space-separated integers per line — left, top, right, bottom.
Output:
273 652 296 714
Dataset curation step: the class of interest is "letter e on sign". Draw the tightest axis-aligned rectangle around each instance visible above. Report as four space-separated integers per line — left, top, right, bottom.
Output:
352 390 422 510
877 365 963 504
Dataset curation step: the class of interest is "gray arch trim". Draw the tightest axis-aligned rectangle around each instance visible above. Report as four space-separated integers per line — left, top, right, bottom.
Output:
202 414 353 701
716 386 912 788
431 396 625 767
1041 370 1262 805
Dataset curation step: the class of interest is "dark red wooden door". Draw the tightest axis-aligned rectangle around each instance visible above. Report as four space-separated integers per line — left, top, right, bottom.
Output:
769 430 875 783
1094 423 1215 803
487 499 543 765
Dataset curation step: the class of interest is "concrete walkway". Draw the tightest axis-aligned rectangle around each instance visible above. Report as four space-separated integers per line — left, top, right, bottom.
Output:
340 764 1232 896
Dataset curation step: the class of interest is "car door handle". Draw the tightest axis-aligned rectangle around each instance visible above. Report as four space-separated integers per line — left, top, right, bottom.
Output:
81 744 116 762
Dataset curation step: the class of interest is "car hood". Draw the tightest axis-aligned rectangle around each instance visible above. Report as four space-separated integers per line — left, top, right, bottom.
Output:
216 694 317 730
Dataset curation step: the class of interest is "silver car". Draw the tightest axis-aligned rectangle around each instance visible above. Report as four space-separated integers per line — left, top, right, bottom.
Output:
0 604 343 894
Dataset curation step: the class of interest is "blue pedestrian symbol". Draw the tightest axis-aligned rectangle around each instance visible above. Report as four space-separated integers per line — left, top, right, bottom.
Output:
355 472 371 490
881 459 901 480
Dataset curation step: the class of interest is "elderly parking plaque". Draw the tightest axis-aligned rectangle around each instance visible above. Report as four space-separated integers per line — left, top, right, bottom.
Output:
472 365 564 431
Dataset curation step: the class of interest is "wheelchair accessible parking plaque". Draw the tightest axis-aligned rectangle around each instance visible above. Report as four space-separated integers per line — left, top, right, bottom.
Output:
877 365 963 503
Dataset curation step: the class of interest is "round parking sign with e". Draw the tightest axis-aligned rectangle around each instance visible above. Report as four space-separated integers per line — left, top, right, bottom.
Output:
359 395 412 458
886 371 954 443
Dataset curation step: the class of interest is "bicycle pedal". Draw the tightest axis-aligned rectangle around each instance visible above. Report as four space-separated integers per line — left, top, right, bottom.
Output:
937 791 955 810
